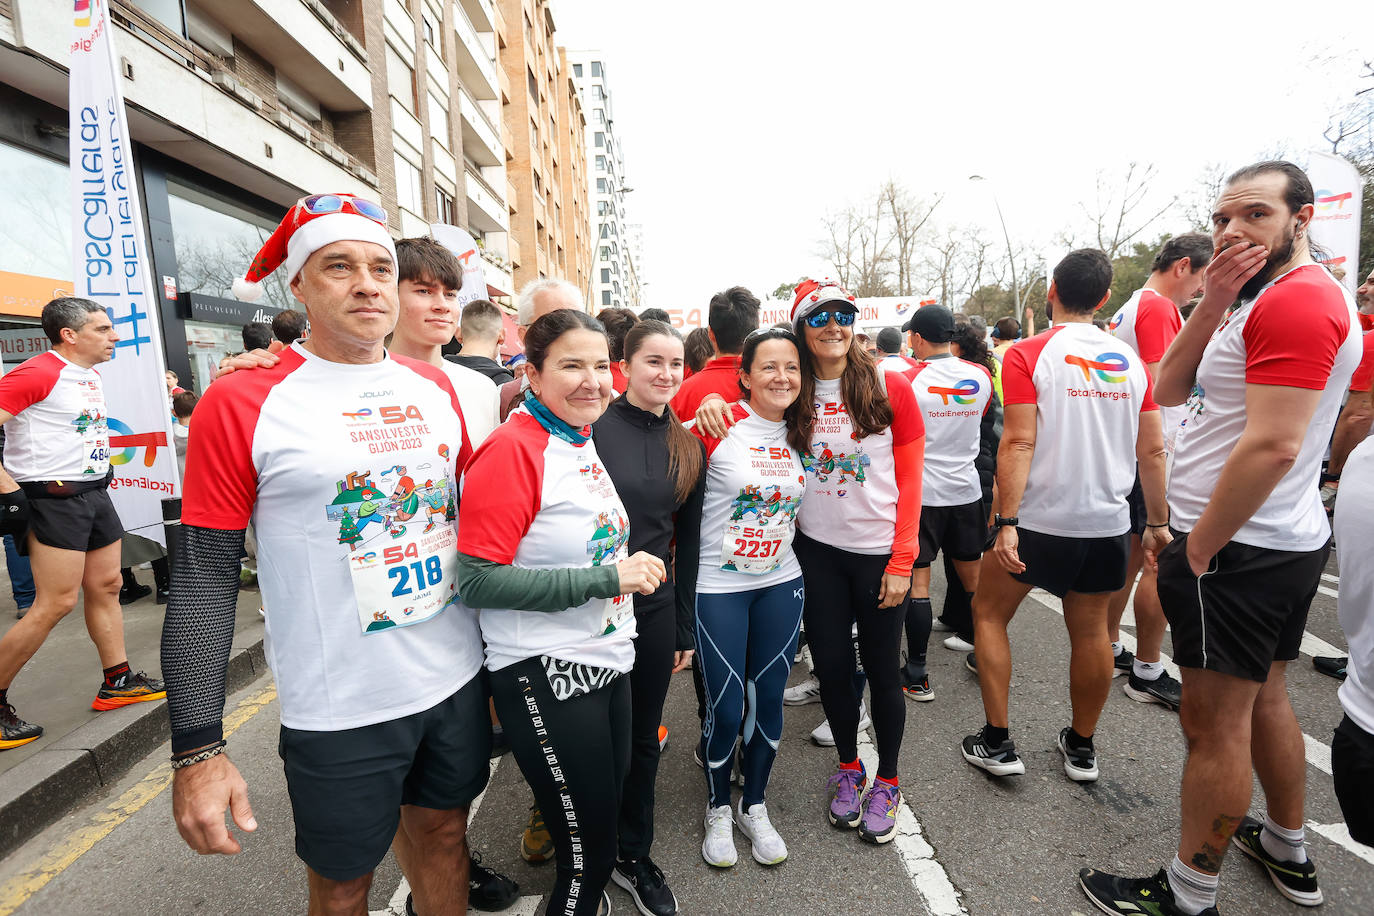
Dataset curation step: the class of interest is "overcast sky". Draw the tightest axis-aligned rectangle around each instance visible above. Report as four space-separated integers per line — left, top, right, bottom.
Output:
554 1 1374 310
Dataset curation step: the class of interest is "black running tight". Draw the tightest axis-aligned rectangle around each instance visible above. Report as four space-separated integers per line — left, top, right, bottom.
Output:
794 532 907 780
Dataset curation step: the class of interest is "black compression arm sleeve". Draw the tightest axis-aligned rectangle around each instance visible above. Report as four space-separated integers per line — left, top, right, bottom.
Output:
161 524 246 755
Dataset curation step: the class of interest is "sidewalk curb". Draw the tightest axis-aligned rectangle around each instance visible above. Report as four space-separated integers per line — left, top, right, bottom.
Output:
0 636 267 859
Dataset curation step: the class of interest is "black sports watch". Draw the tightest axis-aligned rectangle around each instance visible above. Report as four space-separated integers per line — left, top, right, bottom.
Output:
994 514 1019 528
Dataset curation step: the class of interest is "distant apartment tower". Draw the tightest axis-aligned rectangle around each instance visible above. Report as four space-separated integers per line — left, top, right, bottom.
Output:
625 221 645 309
496 0 592 297
568 52 639 310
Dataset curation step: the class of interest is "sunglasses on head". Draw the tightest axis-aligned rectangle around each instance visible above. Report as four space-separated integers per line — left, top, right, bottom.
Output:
299 194 389 225
803 309 857 329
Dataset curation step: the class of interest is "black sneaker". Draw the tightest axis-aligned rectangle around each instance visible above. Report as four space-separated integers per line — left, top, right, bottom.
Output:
960 726 1025 776
965 651 978 674
1231 815 1323 906
469 851 519 912
1113 647 1135 678
118 583 151 605
490 724 510 759
1123 670 1183 710
155 587 170 605
1078 867 1218 915
1313 655 1348 681
1 702 43 751
612 856 678 915
1057 727 1099 782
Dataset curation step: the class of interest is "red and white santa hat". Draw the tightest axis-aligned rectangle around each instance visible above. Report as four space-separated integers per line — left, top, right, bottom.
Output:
232 193 396 302
790 278 858 331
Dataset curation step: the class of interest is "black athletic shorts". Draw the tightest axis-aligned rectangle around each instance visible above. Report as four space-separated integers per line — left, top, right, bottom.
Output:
1126 472 1147 537
278 674 492 881
915 499 988 567
1333 714 1374 846
1156 531 1328 682
1009 527 1130 598
21 488 123 556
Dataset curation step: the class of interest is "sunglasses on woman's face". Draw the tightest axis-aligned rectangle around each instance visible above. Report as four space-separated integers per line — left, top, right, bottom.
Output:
803 309 857 329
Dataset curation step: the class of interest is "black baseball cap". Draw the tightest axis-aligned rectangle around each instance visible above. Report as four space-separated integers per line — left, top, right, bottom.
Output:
903 304 955 343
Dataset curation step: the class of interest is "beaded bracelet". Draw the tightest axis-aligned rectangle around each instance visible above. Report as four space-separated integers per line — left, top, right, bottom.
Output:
171 741 227 769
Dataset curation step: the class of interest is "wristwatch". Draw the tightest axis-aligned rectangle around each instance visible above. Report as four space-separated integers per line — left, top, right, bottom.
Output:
994 514 1019 528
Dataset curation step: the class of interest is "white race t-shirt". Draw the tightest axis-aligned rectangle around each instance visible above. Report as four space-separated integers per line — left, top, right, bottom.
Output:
693 403 805 592
1169 265 1361 551
458 409 636 673
0 351 110 480
1335 436 1374 734
182 344 480 732
438 359 501 447
1001 323 1157 537
1110 287 1186 447
908 355 993 506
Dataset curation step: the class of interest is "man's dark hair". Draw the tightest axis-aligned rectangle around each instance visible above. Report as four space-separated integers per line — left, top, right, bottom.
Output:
242 322 273 351
684 327 713 373
993 316 1021 340
41 297 104 345
596 308 639 361
707 286 761 354
1151 232 1214 274
638 308 671 323
875 327 903 354
271 309 307 345
1052 249 1113 314
1224 160 1315 215
172 390 198 419
396 237 461 289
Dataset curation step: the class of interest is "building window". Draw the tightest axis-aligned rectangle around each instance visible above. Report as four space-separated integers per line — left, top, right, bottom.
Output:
600 268 611 284
533 171 542 194
595 110 605 124
0 142 70 292
527 66 539 102
591 61 602 77
597 200 608 216
601 290 611 306
422 14 436 50
427 92 450 145
573 63 582 77
435 186 456 225
596 178 607 194
595 155 606 171
386 45 418 112
594 132 604 148
600 246 611 261
394 153 423 214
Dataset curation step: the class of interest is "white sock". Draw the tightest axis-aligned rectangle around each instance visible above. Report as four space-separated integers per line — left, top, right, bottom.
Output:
1261 815 1308 864
1133 658 1164 681
1168 854 1219 915
1112 641 1124 657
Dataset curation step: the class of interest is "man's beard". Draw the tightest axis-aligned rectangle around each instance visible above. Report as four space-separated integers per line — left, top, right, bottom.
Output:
1238 229 1296 301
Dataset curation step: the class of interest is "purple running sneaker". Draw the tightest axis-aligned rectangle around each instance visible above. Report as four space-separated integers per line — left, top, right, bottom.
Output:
827 762 867 828
857 780 901 844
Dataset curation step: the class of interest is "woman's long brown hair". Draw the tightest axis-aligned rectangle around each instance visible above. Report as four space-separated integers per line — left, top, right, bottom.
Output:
789 333 894 456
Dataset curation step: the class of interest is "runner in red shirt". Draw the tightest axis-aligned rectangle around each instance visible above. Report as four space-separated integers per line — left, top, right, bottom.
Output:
669 287 760 419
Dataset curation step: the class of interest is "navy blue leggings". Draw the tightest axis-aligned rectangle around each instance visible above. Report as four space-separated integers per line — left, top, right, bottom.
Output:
696 576 804 808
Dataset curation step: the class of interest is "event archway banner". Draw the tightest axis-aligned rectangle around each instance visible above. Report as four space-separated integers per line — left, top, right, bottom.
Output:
70 0 179 545
1308 150 1364 294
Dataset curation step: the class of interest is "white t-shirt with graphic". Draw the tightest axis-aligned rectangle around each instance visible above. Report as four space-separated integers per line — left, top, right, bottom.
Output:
693 403 806 592
1001 323 1157 538
181 343 479 732
1169 264 1361 551
908 355 993 506
0 351 110 480
458 409 636 673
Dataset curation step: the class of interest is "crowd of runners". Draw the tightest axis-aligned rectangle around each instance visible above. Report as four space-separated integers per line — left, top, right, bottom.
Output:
2 158 1369 916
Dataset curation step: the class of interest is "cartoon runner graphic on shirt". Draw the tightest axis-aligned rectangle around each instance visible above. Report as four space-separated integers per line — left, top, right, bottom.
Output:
586 509 629 566
802 442 870 486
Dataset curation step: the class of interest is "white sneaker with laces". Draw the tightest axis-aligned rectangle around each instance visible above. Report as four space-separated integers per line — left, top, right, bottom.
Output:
810 702 870 747
701 805 737 867
782 675 822 706
942 634 974 652
735 800 788 865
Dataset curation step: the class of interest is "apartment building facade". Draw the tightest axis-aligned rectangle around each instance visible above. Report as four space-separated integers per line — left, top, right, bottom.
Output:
568 51 639 311
0 0 519 391
495 0 590 298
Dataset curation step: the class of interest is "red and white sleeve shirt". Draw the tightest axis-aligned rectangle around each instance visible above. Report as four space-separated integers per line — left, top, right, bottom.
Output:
458 409 636 673
1350 330 1374 394
1169 265 1361 551
1109 287 1186 449
1001 323 1157 538
180 343 479 732
693 403 806 593
796 374 924 557
0 351 109 481
907 355 993 506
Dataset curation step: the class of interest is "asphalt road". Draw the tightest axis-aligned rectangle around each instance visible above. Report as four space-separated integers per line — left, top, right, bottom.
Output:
1 553 1368 915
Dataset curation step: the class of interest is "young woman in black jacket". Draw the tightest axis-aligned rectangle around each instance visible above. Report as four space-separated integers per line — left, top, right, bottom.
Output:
591 320 703 916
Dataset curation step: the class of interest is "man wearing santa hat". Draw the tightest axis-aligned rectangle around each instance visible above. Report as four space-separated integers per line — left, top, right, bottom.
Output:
163 194 487 915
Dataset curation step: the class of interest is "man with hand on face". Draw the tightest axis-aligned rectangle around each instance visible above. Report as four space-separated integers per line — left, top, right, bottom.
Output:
163 194 487 916
1080 161 1362 916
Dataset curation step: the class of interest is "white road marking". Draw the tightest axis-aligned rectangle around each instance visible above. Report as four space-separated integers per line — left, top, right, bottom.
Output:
1318 585 1340 599
1321 573 1340 585
1307 822 1374 865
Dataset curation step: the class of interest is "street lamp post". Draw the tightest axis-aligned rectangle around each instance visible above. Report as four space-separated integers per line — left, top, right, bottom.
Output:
969 174 1019 318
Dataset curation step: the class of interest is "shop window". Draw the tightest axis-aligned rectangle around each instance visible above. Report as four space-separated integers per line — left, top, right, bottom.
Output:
0 142 72 303
166 181 292 314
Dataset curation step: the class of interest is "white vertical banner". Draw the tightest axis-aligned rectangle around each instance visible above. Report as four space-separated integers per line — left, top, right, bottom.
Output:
1307 150 1364 294
70 0 179 545
429 223 489 307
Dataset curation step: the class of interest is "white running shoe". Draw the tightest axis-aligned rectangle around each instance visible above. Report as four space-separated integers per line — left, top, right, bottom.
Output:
942 634 974 652
931 618 954 632
701 805 737 868
735 800 788 865
810 702 870 747
782 675 822 706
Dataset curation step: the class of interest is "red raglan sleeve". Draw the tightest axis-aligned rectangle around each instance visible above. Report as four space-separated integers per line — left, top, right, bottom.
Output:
0 353 62 417
457 421 544 564
1000 341 1039 406
1350 332 1374 393
180 375 265 530
885 380 923 577
1133 296 1181 365
1243 281 1347 390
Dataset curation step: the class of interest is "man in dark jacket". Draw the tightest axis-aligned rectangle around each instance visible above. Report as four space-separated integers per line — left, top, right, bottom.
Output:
449 299 515 384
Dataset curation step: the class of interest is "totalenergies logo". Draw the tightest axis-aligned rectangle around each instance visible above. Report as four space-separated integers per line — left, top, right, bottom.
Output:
1315 189 1353 212
1065 352 1129 384
1108 311 1124 331
108 417 169 467
74 0 91 26
928 379 981 405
